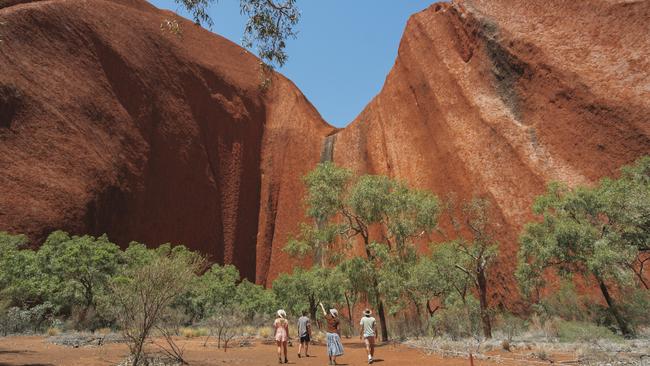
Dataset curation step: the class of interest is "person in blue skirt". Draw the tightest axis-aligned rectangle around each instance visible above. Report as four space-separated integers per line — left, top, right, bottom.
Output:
319 302 343 365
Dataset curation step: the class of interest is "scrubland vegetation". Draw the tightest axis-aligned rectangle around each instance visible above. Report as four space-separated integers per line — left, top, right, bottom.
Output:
1 156 648 365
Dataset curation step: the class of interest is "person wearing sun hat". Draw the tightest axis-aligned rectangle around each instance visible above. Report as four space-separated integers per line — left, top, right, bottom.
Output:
273 309 290 364
359 308 377 364
319 302 344 365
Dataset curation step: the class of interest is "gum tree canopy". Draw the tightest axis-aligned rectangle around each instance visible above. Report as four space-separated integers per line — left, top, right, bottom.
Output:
516 156 650 337
285 162 441 341
175 0 299 68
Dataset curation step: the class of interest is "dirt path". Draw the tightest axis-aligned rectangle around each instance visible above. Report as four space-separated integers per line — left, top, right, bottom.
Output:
0 336 549 366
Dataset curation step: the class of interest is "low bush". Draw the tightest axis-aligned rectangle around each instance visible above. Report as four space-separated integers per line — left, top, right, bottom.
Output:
430 294 481 340
557 320 621 343
0 302 55 335
494 313 527 341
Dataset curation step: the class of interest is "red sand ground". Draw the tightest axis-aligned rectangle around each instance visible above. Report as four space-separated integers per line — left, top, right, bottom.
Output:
0 336 569 366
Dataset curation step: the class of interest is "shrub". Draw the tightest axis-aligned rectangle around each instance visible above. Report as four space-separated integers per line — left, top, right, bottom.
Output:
109 248 205 366
534 281 588 322
202 307 245 351
47 327 60 336
430 294 481 340
495 313 527 342
0 302 55 335
618 287 650 331
557 320 621 343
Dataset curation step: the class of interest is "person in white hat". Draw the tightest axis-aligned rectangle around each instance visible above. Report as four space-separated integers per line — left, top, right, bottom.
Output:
320 302 344 365
359 309 377 364
273 309 290 364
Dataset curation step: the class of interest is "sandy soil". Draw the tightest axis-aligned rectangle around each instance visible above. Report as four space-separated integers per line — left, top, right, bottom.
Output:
0 335 561 366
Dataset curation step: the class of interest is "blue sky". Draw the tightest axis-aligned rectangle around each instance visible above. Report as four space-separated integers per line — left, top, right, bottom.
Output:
148 0 435 127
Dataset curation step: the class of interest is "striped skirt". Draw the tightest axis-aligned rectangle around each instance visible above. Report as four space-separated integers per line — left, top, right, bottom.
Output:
326 332 344 356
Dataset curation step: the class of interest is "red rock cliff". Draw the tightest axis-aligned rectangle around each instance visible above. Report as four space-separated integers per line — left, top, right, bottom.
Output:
334 0 650 304
0 0 333 282
1 0 648 298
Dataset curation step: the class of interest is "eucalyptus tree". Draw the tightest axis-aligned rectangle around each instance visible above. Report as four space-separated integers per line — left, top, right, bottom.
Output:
285 162 440 340
174 0 299 68
428 197 500 339
516 156 650 337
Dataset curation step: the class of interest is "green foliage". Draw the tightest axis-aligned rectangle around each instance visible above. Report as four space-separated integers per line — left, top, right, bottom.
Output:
241 0 299 68
494 313 527 342
303 161 352 222
286 162 442 340
556 320 621 343
234 279 277 319
533 281 589 322
612 287 650 330
173 0 299 69
272 266 344 318
0 232 45 307
516 156 650 336
425 197 500 339
348 175 440 250
109 247 206 365
0 302 55 336
430 293 481 340
38 231 122 310
175 0 214 26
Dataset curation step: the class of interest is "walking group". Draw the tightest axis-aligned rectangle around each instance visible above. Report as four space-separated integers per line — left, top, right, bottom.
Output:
273 302 377 365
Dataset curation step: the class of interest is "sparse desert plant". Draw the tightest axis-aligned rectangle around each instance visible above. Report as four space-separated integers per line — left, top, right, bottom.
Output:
533 349 550 361
495 312 527 342
500 339 511 351
202 307 245 351
160 18 182 36
47 327 60 336
109 247 205 366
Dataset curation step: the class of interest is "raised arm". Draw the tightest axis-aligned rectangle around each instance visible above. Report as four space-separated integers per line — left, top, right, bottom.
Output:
319 302 327 316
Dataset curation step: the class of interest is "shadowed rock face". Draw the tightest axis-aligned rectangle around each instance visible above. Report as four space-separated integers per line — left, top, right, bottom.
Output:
0 0 333 281
0 0 648 302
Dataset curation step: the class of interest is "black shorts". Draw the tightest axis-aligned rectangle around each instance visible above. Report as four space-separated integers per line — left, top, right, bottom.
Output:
300 334 310 343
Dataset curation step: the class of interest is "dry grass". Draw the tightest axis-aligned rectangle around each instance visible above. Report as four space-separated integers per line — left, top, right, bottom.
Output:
46 327 61 337
181 327 208 338
94 328 112 335
258 326 271 339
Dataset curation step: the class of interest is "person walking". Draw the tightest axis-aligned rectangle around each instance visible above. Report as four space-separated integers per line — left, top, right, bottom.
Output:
297 310 311 358
319 302 344 365
273 309 290 364
359 309 377 364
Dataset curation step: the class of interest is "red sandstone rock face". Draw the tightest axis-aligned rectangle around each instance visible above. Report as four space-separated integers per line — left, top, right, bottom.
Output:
1 0 649 301
333 0 650 305
0 0 332 281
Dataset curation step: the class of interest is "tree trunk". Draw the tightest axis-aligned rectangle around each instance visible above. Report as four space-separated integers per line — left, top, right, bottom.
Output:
411 296 423 336
376 294 388 342
309 296 319 329
426 300 439 317
344 293 354 335
598 278 633 337
131 336 145 366
477 269 492 339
